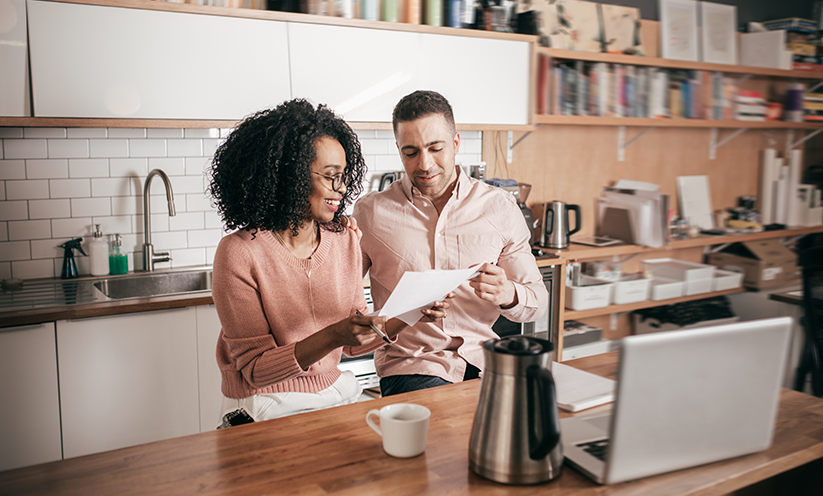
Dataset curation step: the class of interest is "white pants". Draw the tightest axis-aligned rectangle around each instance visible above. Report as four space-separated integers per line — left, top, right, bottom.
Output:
219 370 362 425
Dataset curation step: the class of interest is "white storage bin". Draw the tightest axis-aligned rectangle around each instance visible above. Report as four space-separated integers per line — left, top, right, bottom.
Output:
565 275 614 311
711 269 744 291
612 274 651 305
650 276 684 301
642 259 715 296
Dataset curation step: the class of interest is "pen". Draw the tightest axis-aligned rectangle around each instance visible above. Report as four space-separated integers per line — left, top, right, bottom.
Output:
356 310 391 344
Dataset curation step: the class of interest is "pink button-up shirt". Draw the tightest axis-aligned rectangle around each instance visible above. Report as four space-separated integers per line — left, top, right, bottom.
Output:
352 167 548 383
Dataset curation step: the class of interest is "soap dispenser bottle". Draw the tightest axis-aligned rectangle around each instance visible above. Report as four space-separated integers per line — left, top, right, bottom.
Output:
109 234 129 275
58 238 86 279
89 224 109 276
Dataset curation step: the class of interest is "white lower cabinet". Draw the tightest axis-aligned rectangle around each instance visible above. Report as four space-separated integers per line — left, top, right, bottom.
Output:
0 323 62 471
196 304 223 432
56 307 200 458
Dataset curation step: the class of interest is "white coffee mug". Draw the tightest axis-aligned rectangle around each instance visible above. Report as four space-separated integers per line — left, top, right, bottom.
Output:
366 403 431 458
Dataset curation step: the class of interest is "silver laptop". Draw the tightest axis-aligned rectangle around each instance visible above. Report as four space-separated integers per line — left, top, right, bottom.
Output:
561 317 792 485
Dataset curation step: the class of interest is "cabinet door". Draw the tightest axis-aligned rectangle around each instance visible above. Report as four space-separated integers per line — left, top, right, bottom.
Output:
27 0 290 119
0 323 62 471
289 23 422 123
56 307 199 458
0 0 30 117
196 304 223 432
420 34 530 126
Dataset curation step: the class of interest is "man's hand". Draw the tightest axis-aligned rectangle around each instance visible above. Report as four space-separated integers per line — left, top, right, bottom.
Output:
421 292 455 321
346 216 363 241
469 263 518 309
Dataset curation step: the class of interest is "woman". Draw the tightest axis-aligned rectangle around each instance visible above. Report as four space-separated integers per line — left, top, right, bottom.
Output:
208 99 446 427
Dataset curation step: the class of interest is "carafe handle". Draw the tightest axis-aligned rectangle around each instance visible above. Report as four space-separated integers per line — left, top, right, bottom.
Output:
544 206 554 235
526 365 561 460
566 204 582 236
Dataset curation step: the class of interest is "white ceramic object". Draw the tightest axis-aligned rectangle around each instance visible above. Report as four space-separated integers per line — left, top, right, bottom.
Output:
366 403 430 458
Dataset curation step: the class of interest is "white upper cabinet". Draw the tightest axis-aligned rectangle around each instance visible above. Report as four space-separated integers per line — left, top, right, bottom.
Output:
0 0 30 116
27 0 291 119
289 23 422 123
420 34 530 126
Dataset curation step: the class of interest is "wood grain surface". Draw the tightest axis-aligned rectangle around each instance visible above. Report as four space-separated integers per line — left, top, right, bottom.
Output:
2 353 821 496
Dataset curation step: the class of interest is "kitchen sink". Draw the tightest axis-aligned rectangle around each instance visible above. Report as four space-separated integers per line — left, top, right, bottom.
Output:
93 269 212 299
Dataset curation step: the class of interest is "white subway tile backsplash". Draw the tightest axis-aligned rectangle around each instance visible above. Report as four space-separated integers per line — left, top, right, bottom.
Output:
147 129 184 139
151 230 188 251
111 195 142 216
185 156 210 176
170 247 206 268
148 195 178 216
31 238 63 259
51 179 91 199
188 228 222 248
169 212 204 232
71 197 111 218
67 128 108 139
186 193 213 212
90 139 129 158
206 246 217 266
0 182 4 201
7 180 50 200
110 157 148 178
48 139 90 159
0 160 26 180
4 139 48 159
355 130 375 140
51 217 93 239
108 128 146 139
204 209 224 230
375 130 394 139
460 138 482 154
70 159 109 178
91 215 132 236
9 220 51 241
184 129 220 139
203 139 221 159
147 157 185 176
0 128 24 138
374 155 403 170
129 139 166 157
92 177 132 198
0 222 7 242
0 201 28 221
168 176 205 195
29 199 71 219
27 159 69 179
0 240 31 261
0 262 10 280
13 259 55 280
24 128 66 139
168 140 203 157
458 130 482 139
360 139 391 155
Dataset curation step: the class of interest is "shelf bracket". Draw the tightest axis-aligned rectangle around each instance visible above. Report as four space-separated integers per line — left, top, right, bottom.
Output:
618 126 653 162
511 131 533 149
810 81 823 94
788 128 823 150
709 127 747 160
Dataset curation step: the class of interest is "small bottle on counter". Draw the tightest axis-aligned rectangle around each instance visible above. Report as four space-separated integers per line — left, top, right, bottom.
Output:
89 224 109 276
109 234 129 275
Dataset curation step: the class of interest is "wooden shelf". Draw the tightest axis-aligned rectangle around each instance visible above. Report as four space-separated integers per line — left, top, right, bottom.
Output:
537 46 823 80
563 287 744 320
535 225 823 266
534 115 823 129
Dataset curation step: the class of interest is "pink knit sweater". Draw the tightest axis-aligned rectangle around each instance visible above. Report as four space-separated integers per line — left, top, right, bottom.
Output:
213 227 381 399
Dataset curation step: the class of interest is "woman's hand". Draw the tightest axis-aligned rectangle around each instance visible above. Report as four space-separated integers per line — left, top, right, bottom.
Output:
421 292 455 321
294 314 386 370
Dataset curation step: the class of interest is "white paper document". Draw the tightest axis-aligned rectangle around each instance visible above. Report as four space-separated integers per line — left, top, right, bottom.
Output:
374 267 482 326
553 362 616 412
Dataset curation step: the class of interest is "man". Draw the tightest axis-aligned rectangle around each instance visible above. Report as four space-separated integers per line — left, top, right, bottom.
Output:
352 90 548 396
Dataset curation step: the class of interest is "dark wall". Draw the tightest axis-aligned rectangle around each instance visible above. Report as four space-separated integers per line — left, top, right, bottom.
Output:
596 0 815 29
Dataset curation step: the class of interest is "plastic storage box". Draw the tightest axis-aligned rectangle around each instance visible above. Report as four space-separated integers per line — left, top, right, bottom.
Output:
711 269 744 291
565 275 614 311
649 276 684 301
642 258 715 296
612 273 651 305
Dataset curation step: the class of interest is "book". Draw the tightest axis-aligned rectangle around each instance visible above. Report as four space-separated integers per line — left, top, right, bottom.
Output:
553 362 616 412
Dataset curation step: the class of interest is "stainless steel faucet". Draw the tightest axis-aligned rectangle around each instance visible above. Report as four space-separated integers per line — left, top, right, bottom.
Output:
142 169 176 271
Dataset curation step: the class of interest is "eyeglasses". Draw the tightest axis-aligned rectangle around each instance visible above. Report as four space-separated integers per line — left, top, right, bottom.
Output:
311 171 345 192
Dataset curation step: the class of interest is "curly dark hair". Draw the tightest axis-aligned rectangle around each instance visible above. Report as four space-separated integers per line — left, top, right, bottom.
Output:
392 90 455 135
208 99 366 236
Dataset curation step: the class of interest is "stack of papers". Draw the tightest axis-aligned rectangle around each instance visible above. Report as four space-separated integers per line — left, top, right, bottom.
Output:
553 362 616 412
598 179 669 248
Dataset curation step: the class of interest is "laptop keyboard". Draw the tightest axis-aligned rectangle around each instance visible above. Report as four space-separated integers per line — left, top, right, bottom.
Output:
577 439 609 461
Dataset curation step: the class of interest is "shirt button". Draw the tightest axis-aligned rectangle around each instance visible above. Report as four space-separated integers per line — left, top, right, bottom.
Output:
421 202 428 207
436 233 442 238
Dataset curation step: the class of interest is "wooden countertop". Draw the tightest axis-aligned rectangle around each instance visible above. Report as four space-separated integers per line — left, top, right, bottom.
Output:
2 353 822 495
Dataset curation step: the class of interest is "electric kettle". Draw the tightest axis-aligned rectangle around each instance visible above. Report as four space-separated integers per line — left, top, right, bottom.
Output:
469 335 563 485
540 201 581 250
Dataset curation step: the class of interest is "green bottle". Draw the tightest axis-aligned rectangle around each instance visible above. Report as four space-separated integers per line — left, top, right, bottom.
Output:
108 233 129 275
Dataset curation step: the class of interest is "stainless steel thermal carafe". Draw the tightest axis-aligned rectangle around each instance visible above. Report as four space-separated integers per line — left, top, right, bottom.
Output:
469 336 563 485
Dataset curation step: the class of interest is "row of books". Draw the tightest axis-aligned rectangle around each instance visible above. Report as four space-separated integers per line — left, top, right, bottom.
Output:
805 93 823 122
537 56 747 120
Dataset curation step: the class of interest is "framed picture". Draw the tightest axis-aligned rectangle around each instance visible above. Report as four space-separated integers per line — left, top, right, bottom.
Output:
699 2 737 64
659 0 699 61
